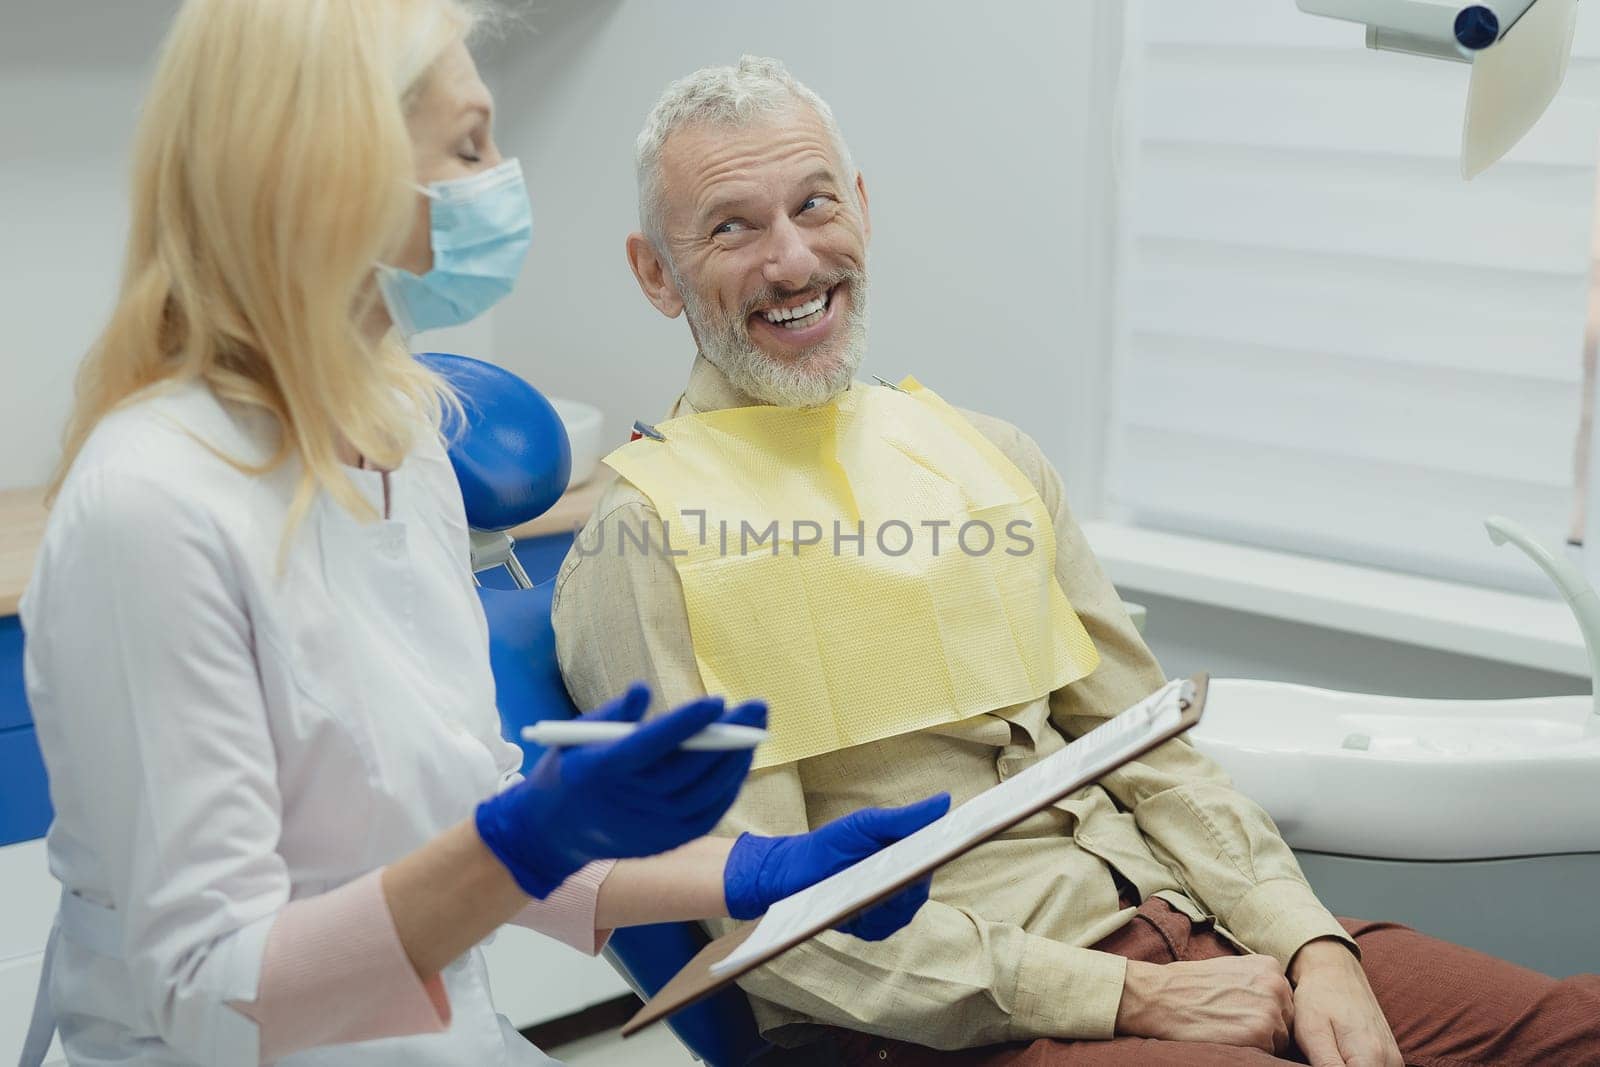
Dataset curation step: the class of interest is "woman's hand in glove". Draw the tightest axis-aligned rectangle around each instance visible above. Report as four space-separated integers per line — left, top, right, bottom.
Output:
476 684 768 898
723 793 952 940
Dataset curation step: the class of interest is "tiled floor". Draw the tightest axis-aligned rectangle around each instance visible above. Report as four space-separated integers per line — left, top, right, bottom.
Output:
551 1024 699 1065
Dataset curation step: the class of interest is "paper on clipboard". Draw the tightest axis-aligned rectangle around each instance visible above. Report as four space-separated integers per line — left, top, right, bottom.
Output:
714 675 1192 976
622 674 1208 1037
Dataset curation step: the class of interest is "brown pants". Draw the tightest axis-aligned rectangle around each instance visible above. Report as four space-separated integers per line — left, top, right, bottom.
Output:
833 899 1600 1066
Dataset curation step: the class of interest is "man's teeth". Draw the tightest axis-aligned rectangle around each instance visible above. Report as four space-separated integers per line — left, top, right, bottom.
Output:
762 292 829 327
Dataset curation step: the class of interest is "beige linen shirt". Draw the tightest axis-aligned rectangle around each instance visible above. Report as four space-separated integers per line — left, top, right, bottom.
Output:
553 355 1352 1050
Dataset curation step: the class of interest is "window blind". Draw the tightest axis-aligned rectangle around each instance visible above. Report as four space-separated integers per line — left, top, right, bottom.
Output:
1109 0 1600 593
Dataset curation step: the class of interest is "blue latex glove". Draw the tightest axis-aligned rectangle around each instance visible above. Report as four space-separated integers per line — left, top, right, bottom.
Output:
723 793 952 941
477 684 768 898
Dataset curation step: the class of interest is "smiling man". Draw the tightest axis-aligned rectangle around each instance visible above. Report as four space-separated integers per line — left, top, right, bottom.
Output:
626 64 870 410
551 56 1600 1066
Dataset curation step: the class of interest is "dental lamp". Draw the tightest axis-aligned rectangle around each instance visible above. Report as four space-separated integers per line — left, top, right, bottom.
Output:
1298 0 1581 176
1298 0 1542 60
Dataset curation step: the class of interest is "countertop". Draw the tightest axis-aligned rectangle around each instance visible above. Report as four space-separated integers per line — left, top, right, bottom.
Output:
0 477 611 618
0 488 49 619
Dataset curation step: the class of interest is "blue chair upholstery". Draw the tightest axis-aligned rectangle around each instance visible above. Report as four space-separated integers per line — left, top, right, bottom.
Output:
479 584 771 1066
425 352 771 1067
419 351 571 532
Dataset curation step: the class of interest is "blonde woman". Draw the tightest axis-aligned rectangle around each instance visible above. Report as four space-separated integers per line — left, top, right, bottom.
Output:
17 2 947 1064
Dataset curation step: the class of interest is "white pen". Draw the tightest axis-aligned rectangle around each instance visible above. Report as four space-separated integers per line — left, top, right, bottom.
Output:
519 721 768 751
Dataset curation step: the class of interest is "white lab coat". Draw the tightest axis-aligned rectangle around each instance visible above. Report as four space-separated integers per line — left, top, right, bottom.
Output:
20 380 560 1066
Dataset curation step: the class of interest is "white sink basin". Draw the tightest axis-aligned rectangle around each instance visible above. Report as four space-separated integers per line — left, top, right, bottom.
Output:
1191 679 1600 860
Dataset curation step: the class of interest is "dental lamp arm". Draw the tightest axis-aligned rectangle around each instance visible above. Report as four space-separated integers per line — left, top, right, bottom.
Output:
1296 0 1543 60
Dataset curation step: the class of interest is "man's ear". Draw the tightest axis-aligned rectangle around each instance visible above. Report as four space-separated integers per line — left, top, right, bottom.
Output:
855 171 872 244
626 232 685 319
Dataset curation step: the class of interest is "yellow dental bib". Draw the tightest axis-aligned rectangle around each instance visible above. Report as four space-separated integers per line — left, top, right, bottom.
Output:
603 378 1099 769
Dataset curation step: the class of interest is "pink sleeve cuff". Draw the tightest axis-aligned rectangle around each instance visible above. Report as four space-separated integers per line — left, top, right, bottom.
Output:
510 859 615 954
232 869 450 1061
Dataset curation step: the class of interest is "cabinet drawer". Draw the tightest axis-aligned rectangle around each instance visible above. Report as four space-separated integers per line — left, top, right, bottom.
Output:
0 616 28 732
0 839 55 962
0 953 63 1065
481 925 630 1029
0 726 51 847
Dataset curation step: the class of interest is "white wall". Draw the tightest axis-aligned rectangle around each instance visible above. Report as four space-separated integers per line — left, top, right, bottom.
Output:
0 3 497 493
479 0 1127 514
2 2 1127 503
0 4 177 493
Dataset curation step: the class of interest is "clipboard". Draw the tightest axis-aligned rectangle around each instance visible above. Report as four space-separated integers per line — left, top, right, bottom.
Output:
622 673 1209 1037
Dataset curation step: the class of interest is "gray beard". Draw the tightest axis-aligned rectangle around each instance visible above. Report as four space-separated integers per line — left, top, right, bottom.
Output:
681 273 870 409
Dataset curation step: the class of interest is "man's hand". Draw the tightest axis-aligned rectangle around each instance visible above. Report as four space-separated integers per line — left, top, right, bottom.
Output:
1288 940 1403 1067
1115 955 1295 1053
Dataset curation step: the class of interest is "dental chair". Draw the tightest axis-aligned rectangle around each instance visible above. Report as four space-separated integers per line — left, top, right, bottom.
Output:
418 352 773 1067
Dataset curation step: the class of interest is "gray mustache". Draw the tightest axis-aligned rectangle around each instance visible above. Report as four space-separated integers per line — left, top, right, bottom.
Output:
742 270 864 319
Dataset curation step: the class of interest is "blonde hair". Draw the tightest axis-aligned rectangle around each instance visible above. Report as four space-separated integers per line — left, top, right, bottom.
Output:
50 0 488 534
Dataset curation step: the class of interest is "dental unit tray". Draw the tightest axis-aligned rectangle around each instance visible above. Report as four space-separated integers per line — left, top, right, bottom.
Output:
622 674 1209 1037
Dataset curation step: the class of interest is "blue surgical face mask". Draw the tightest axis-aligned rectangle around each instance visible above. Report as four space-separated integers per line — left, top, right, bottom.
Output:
377 158 533 337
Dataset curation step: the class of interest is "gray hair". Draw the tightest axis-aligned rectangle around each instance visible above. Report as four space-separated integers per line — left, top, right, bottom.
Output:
634 55 857 252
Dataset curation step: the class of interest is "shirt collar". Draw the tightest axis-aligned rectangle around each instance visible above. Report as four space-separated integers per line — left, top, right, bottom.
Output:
670 353 760 417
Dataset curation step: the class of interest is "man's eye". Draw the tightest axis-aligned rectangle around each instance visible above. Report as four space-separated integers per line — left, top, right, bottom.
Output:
713 220 750 236
802 195 835 212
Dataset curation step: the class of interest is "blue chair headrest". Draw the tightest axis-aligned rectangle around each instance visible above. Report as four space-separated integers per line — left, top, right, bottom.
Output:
417 352 571 531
